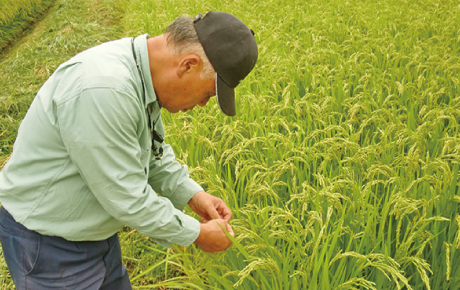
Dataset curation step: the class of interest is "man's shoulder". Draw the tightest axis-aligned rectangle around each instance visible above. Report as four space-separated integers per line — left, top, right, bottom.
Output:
54 38 141 100
41 38 142 110
80 38 138 89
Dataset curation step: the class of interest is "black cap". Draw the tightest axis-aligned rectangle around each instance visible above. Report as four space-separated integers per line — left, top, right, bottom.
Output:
193 11 258 116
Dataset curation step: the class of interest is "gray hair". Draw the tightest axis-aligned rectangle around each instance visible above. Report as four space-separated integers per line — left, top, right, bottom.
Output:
165 17 215 80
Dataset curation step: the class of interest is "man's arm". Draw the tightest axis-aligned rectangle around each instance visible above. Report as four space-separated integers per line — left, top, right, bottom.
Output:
147 142 203 210
146 120 234 251
57 87 200 247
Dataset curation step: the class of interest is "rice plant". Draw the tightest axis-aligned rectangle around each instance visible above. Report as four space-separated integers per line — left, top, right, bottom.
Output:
122 0 460 288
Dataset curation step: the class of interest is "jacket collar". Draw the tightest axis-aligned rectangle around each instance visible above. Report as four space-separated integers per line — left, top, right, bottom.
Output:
132 34 161 113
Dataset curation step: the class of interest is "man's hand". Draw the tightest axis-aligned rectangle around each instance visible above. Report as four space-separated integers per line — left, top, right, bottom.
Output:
188 191 232 223
194 219 234 253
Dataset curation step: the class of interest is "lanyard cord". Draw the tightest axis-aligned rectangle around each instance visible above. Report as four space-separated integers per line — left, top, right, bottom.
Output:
131 38 163 159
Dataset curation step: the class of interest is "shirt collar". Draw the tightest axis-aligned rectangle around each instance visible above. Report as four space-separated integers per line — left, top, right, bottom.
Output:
133 34 160 109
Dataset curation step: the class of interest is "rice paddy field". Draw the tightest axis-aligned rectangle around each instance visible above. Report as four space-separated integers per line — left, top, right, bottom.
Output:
1 0 460 289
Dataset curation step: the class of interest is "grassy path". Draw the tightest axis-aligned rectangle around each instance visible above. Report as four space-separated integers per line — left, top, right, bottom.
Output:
0 0 124 165
0 0 56 51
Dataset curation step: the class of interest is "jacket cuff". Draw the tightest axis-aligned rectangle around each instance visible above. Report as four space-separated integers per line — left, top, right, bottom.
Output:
168 178 203 210
152 214 200 247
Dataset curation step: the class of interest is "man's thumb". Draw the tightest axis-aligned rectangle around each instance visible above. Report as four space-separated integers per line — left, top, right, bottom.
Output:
208 206 220 220
226 224 235 237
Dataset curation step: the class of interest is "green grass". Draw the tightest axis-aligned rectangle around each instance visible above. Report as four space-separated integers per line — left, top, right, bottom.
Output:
1 0 460 289
0 0 56 50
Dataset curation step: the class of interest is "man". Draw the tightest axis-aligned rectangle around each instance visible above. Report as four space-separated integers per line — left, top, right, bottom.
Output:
0 11 258 289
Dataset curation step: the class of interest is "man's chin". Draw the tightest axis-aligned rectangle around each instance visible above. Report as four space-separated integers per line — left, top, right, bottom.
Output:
164 107 188 113
165 107 180 114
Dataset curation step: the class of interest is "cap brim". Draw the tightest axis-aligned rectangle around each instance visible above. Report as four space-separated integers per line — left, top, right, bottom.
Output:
216 73 236 116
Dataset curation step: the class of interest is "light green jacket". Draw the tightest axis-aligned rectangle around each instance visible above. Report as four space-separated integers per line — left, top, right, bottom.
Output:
0 35 201 247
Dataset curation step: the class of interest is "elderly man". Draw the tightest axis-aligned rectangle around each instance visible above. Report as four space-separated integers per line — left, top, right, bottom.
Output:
0 11 258 289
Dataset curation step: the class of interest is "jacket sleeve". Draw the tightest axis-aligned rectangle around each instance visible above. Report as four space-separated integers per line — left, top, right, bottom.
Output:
56 87 200 247
147 140 204 211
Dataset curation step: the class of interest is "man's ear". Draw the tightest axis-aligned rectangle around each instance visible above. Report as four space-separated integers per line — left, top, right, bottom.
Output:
177 54 201 78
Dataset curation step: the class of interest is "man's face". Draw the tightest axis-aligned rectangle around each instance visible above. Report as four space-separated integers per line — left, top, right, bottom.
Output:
159 71 216 114
151 49 217 113
178 76 216 113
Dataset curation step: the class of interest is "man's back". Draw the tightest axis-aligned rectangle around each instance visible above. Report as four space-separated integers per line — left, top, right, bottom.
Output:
0 38 147 240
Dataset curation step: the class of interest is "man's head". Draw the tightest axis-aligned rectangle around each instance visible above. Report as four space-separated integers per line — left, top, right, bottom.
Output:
164 17 215 81
157 11 258 115
152 16 216 114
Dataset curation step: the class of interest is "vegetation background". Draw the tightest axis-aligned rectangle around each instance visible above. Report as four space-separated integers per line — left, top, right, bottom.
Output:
0 0 55 50
1 0 459 289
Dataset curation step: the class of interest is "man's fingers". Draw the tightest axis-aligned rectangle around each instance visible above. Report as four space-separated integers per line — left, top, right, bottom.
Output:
226 224 235 237
207 205 221 220
200 216 211 223
221 207 232 222
195 220 234 253
215 219 234 239
216 202 232 222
